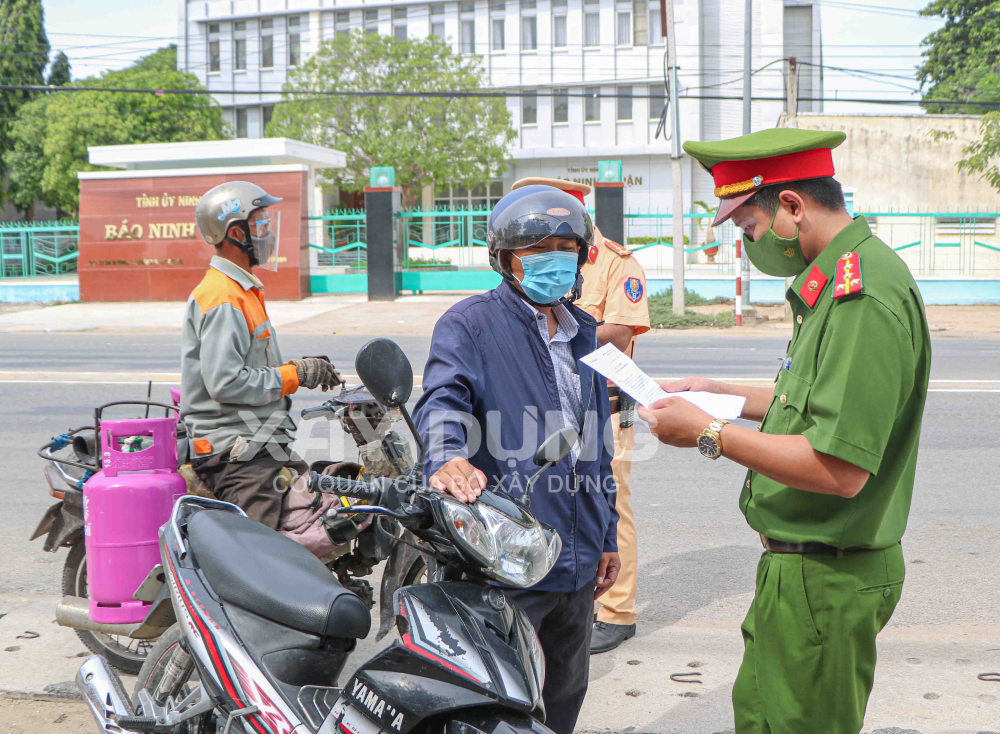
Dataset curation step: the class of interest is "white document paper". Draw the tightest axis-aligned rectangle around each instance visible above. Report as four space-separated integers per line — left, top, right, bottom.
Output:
579 342 747 419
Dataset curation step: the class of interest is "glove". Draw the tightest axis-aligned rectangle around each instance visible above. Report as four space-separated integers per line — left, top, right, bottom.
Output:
288 358 341 391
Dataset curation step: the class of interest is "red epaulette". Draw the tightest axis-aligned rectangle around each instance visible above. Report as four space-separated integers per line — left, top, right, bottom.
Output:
798 265 828 308
603 238 631 258
832 252 863 299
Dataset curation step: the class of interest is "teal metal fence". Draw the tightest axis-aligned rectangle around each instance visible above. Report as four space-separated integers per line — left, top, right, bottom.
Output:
0 221 79 279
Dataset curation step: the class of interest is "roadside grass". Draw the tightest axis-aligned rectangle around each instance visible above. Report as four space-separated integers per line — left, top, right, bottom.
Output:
648 288 735 329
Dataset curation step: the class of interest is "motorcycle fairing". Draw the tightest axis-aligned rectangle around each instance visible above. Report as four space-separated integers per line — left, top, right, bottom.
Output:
161 503 300 734
345 582 542 734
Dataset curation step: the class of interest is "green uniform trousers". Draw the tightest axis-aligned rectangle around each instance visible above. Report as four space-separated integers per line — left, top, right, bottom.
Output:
732 544 904 734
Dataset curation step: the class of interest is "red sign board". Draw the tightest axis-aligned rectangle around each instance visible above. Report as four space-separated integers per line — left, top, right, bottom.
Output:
78 170 310 301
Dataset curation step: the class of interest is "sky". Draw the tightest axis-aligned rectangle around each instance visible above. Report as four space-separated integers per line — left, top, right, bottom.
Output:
40 0 945 115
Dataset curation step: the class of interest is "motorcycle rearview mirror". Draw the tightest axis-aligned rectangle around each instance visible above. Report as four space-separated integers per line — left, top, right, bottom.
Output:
355 338 413 408
354 338 425 465
533 426 579 467
521 427 579 510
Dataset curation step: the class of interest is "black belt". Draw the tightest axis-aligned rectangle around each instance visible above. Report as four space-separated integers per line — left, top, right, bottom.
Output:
764 538 864 555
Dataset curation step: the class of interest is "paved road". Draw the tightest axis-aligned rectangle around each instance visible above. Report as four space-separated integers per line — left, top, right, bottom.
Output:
2 334 999 732
2 332 1000 380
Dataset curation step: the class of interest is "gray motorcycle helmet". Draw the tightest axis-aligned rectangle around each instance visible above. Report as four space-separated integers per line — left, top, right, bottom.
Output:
195 182 282 262
487 185 593 304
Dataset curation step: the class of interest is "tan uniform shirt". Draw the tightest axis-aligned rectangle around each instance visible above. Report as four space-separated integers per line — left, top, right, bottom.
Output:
577 229 650 357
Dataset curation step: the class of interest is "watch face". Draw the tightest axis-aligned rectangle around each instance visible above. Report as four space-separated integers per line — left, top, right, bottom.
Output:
698 434 719 457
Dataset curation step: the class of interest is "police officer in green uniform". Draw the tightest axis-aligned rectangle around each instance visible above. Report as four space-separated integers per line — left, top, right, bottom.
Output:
638 128 932 734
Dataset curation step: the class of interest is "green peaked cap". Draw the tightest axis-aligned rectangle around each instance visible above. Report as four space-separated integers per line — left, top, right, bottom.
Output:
682 128 847 172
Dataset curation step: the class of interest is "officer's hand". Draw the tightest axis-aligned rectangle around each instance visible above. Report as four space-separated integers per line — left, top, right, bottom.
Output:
429 457 486 504
638 396 714 447
659 376 723 394
288 358 341 391
595 552 621 600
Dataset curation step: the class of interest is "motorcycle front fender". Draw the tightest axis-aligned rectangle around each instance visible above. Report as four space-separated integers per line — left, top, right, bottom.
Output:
30 501 84 552
441 706 553 734
376 531 430 641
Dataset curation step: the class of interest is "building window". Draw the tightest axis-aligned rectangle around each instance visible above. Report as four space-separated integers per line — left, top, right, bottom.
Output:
584 1 600 48
617 85 632 120
633 0 648 45
491 3 505 51
553 88 569 123
262 105 274 134
260 19 274 67
431 4 445 39
649 84 665 119
585 86 600 121
288 16 301 66
522 1 537 51
492 19 505 50
460 2 476 53
434 181 505 210
364 9 379 34
234 21 247 70
335 11 350 37
393 7 407 40
522 90 537 125
553 11 567 48
208 23 221 72
616 0 631 46
649 7 663 44
235 108 248 138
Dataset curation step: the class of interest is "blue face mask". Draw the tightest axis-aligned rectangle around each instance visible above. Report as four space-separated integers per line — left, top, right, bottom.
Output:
514 250 579 304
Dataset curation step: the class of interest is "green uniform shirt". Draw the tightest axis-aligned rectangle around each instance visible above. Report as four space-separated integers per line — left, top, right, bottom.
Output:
740 217 932 549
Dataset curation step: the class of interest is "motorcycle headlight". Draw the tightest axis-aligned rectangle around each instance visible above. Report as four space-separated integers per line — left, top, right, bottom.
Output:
440 497 563 588
439 499 496 565
478 503 562 588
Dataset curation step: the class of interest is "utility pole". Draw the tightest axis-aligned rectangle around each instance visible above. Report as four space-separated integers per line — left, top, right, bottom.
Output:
740 0 752 314
784 56 798 322
662 0 685 316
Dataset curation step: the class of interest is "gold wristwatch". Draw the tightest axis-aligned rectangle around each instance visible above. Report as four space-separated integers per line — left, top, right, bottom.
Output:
697 419 732 460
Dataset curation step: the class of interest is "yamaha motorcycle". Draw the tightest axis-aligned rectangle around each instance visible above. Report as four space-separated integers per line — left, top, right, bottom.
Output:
77 338 576 734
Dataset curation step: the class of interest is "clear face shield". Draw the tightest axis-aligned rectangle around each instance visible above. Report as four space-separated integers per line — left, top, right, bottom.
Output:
248 209 280 272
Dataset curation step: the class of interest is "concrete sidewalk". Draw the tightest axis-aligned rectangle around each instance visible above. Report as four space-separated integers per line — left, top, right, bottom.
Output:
2 592 998 733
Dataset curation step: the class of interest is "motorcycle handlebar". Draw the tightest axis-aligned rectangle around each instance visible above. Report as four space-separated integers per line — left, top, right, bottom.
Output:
300 404 335 420
308 472 382 503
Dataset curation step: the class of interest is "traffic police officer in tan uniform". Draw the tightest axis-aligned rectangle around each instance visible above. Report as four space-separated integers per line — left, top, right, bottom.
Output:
511 177 650 654
637 129 931 733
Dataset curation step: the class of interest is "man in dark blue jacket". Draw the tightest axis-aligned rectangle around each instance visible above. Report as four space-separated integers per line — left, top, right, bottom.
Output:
413 186 620 734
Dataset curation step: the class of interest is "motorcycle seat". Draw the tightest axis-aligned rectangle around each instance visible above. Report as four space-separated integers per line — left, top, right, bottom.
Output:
186 510 371 640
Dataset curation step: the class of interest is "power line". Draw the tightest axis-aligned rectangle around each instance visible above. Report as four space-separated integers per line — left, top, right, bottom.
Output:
1 83 995 109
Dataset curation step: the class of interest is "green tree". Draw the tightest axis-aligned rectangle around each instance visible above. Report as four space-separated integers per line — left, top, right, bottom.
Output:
0 0 50 206
918 0 1000 193
917 0 1000 112
268 32 516 208
3 45 228 216
47 49 70 86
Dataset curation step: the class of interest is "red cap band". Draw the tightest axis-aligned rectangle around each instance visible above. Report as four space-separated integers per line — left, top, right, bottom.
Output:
559 188 585 204
712 147 836 194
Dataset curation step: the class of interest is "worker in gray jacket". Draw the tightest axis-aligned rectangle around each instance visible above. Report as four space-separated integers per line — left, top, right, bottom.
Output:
181 181 341 556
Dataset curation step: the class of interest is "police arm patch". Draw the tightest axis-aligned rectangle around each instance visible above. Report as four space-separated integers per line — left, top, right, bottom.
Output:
624 277 643 303
832 252 863 299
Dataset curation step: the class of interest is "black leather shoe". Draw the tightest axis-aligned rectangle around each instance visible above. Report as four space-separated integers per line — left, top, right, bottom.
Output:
590 621 636 654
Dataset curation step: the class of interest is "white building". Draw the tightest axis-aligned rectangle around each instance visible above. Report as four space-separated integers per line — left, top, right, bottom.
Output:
177 0 822 214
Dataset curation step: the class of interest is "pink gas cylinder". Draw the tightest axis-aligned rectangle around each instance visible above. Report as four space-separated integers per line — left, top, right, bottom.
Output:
83 417 187 624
